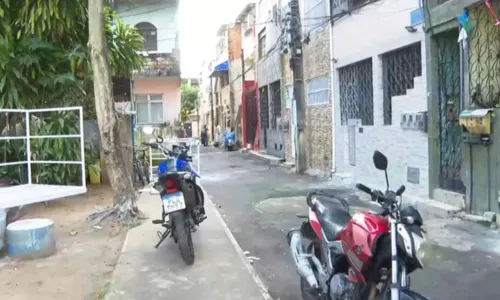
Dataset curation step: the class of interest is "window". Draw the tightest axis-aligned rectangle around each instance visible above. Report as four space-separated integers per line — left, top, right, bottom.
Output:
135 94 164 124
135 22 158 51
382 43 422 125
258 29 266 59
332 0 366 15
304 0 328 33
339 58 374 125
306 76 329 106
284 85 293 109
272 4 279 26
220 72 229 87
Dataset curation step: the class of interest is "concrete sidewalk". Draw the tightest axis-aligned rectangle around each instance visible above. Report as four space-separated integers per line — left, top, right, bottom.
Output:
106 191 272 300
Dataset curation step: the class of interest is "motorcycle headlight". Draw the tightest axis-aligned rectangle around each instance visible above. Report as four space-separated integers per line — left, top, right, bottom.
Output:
397 224 426 268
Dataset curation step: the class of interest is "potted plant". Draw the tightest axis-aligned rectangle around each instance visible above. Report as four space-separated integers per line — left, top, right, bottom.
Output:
85 140 102 184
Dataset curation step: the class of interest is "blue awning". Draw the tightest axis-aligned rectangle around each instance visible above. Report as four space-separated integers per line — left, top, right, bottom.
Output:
210 60 229 77
214 61 228 72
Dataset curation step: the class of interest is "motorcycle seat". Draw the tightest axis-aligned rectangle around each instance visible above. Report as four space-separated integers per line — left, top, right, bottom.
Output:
314 198 352 241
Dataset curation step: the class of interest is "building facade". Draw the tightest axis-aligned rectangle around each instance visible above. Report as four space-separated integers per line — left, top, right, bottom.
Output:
210 25 231 136
424 0 500 212
236 3 258 148
255 0 287 159
300 0 334 175
115 0 181 126
331 0 428 199
199 60 213 139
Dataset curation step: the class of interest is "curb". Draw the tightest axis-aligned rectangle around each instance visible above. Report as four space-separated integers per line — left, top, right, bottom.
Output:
247 150 285 166
452 211 500 228
198 184 274 300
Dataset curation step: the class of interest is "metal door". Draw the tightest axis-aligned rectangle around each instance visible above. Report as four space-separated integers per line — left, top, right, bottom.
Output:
436 30 465 194
266 81 285 159
245 89 258 146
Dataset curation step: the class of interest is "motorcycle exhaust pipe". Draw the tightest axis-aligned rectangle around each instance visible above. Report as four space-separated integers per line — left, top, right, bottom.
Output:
286 229 319 289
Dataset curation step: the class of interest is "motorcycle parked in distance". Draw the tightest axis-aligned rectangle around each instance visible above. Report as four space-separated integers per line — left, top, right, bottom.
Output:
223 130 236 151
287 150 428 300
141 128 206 265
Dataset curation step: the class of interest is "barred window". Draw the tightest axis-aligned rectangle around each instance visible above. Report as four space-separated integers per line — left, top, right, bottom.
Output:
332 0 366 15
304 0 328 33
382 43 422 125
259 86 269 128
135 22 157 52
306 76 329 106
339 58 374 125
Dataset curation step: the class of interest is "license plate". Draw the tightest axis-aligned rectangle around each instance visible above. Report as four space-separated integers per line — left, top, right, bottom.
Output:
162 192 186 213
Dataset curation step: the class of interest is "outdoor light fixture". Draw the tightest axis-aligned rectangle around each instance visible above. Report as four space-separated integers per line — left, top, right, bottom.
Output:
405 25 418 33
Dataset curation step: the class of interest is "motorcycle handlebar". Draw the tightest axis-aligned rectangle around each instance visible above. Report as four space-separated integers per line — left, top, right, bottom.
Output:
356 183 372 195
355 183 400 206
396 185 406 196
142 141 189 158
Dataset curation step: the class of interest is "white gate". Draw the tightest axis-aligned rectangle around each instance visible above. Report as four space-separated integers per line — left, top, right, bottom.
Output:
0 107 87 209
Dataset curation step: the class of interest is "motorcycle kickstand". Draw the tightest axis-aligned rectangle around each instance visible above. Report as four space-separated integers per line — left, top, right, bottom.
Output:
154 229 171 249
189 218 198 233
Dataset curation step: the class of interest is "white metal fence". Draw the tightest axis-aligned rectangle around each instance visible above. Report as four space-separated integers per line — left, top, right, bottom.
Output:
0 107 86 188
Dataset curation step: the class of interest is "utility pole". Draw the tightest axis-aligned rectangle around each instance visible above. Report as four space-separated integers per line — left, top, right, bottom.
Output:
289 0 307 174
241 49 246 82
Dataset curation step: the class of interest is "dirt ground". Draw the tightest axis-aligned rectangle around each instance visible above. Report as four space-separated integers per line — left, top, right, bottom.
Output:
0 185 127 300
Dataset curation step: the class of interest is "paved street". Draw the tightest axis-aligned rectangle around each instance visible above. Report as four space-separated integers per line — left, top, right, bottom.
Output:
200 146 500 300
107 192 270 300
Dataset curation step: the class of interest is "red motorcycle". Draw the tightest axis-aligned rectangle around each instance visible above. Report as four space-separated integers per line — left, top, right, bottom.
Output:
287 151 428 300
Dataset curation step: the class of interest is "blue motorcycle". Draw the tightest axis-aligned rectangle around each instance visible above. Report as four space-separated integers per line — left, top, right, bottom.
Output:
142 137 206 265
223 130 236 151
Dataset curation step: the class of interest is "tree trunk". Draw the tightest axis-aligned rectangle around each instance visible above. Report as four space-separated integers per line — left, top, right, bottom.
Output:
87 0 140 223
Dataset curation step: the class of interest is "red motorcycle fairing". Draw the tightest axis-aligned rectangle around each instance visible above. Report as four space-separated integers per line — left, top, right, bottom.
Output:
332 211 389 283
308 207 323 240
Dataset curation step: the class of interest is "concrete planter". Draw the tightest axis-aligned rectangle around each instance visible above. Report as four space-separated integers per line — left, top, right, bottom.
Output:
0 208 6 251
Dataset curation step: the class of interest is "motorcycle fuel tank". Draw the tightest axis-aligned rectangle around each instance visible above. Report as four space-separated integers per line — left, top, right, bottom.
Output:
338 211 389 282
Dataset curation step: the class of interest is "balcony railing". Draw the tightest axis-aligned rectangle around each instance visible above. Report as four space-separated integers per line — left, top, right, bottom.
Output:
133 52 180 78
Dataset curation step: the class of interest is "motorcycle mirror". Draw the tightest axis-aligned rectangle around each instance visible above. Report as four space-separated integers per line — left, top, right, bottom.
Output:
142 126 154 135
156 136 164 144
372 150 388 171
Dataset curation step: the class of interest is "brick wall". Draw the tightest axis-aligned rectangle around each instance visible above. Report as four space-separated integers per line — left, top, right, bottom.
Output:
302 25 332 173
332 0 429 198
228 25 242 60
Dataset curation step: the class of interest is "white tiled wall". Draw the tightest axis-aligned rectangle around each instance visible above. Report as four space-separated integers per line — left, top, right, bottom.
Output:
332 0 429 198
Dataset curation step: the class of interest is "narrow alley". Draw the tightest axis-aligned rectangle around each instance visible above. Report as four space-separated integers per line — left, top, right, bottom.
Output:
200 147 500 300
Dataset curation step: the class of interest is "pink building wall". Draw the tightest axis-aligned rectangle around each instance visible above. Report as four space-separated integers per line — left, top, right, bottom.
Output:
133 78 181 124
